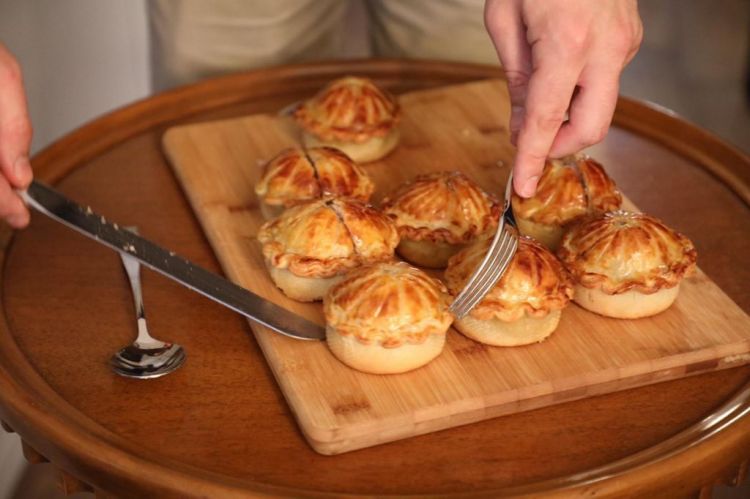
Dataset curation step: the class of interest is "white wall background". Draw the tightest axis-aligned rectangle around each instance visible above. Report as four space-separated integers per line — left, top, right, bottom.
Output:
1 0 150 155
0 1 150 496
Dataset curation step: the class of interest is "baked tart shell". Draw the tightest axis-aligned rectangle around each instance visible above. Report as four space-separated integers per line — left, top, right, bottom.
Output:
326 326 446 374
454 310 562 346
557 211 697 318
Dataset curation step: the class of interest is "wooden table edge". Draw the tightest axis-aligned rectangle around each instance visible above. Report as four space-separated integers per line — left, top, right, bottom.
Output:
0 59 748 497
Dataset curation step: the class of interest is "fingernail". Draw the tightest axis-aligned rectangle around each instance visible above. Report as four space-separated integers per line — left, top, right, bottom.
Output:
13 156 32 185
521 175 540 198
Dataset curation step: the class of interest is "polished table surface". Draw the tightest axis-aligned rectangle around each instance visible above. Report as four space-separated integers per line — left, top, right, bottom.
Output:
0 60 749 498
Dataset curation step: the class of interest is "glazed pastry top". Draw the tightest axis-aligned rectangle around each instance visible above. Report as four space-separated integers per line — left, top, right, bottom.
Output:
255 147 374 207
382 171 500 244
557 211 697 294
324 262 454 347
293 76 401 143
258 197 399 278
511 154 622 226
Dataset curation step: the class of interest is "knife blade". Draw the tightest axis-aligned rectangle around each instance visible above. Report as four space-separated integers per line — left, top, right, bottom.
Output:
20 181 325 341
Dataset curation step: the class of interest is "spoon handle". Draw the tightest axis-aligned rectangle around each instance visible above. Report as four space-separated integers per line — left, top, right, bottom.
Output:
119 228 160 349
121 253 145 321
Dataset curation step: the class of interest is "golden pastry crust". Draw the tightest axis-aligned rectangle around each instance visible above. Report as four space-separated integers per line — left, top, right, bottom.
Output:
557 211 697 295
324 262 454 347
293 76 401 143
512 154 622 226
445 234 574 322
382 171 500 245
257 198 399 278
254 147 374 208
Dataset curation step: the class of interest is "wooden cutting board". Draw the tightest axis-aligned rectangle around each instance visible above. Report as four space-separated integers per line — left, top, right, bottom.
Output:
162 79 750 455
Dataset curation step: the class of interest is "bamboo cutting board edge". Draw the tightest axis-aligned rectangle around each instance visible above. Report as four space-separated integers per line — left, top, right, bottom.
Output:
258 333 750 454
161 79 750 455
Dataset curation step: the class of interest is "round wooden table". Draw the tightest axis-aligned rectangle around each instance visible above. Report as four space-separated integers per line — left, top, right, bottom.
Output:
1 60 749 498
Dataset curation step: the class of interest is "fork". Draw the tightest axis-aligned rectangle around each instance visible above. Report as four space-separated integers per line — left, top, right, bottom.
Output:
449 169 519 319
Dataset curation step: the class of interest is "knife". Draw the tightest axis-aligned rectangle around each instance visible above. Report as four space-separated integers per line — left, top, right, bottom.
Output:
20 181 325 341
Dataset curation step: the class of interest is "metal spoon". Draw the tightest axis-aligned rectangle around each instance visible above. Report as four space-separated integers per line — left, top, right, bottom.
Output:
110 227 185 379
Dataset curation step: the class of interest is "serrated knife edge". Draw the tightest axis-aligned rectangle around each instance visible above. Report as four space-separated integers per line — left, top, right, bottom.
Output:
19 181 325 341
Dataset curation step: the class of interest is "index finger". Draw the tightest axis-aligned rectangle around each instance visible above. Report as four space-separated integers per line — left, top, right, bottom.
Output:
484 0 531 146
513 59 581 197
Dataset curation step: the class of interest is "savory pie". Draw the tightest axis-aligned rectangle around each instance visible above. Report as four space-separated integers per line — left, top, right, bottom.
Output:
254 146 374 220
557 211 697 318
445 233 574 346
323 261 454 373
293 76 401 163
511 154 622 250
257 197 399 301
382 171 500 268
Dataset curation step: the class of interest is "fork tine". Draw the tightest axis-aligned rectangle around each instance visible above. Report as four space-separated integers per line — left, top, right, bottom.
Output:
451 231 516 317
449 228 507 311
455 235 517 316
449 167 518 318
468 219 507 280
452 229 513 308
450 218 507 302
453 241 516 318
454 169 514 298
450 230 514 316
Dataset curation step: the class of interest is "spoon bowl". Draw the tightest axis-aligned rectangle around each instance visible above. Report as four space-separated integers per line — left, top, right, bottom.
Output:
110 342 185 379
110 226 185 379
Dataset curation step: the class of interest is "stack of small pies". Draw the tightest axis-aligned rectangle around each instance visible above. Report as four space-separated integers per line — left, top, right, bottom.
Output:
260 76 455 374
252 76 697 375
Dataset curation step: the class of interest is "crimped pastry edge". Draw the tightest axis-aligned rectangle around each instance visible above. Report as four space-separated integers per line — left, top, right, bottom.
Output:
556 213 698 295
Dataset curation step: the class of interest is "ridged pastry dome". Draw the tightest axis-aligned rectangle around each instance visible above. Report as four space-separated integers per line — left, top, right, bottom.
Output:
254 147 374 207
257 197 399 278
381 171 500 244
445 234 573 321
512 154 622 225
557 211 697 294
293 76 401 143
324 262 454 347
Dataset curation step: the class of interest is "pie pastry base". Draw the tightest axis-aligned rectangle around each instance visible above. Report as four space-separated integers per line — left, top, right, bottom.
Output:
396 239 464 269
573 284 680 319
326 325 446 374
516 216 565 251
302 128 400 164
260 201 286 221
268 266 345 302
454 310 561 346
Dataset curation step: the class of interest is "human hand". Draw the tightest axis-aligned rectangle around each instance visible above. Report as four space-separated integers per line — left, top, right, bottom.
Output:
485 0 642 197
0 43 33 227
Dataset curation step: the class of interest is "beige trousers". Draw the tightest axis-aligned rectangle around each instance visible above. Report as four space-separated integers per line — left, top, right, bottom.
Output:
149 0 497 90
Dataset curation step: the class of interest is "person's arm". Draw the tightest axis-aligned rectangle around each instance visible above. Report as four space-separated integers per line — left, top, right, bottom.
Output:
0 43 33 227
484 0 642 197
